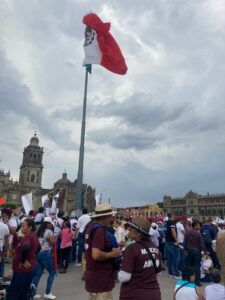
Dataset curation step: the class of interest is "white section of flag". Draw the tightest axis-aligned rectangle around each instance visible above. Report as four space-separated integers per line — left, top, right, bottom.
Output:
95 194 101 206
51 194 59 212
22 193 33 215
41 194 49 207
83 28 102 66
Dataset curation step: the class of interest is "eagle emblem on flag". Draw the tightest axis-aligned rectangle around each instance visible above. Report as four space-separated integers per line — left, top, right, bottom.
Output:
84 26 96 46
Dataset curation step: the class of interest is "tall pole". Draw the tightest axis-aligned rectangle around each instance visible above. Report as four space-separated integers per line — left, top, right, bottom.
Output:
76 67 89 215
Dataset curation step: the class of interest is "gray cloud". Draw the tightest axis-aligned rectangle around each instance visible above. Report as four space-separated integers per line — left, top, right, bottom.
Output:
88 126 164 150
91 94 191 129
0 48 77 151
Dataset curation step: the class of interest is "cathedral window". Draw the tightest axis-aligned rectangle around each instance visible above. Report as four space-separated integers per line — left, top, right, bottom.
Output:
34 154 37 163
31 174 35 182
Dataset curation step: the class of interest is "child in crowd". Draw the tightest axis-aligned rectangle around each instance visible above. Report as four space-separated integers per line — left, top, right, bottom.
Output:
200 253 213 282
59 219 75 273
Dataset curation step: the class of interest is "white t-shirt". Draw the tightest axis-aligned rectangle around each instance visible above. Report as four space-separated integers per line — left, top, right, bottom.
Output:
115 227 126 244
70 219 78 231
7 218 18 245
39 229 53 252
0 222 9 251
53 217 63 238
205 283 225 300
150 228 160 247
77 214 91 233
200 257 212 278
176 222 185 243
8 218 18 229
174 281 198 300
34 213 44 223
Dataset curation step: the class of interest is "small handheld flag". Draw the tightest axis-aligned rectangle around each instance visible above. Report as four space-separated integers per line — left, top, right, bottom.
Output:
0 197 5 205
83 13 127 75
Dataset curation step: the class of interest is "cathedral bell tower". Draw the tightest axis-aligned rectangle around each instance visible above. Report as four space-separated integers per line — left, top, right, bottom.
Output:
19 132 44 189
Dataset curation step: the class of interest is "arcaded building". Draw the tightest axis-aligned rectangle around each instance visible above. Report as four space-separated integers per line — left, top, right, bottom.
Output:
163 190 225 218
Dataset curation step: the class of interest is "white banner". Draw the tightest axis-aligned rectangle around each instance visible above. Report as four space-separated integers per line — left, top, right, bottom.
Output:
51 194 59 212
41 194 49 208
95 194 101 206
22 193 33 215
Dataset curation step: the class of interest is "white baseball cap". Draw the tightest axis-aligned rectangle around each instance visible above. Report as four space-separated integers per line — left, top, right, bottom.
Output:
43 216 54 225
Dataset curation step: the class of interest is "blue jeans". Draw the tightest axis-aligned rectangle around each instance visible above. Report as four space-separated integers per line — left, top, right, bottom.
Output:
32 251 55 295
178 244 185 272
70 238 77 263
77 233 84 263
0 258 4 278
165 242 180 277
7 269 36 300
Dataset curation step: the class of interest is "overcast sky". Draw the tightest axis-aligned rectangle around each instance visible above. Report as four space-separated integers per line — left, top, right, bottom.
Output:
1 0 225 207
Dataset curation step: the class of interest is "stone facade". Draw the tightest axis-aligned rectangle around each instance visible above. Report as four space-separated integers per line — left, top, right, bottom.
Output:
0 134 96 214
52 173 96 215
163 190 225 218
19 132 44 208
0 170 21 204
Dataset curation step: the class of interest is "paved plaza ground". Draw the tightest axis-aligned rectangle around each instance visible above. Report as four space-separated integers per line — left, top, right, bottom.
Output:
36 265 174 300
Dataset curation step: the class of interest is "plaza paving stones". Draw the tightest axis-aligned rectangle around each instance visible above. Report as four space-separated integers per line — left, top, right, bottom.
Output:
36 267 174 300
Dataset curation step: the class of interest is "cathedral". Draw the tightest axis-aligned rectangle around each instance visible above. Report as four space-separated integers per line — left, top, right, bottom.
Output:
0 133 96 214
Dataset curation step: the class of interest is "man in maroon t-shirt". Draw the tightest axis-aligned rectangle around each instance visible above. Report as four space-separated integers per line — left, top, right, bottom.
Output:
84 203 121 300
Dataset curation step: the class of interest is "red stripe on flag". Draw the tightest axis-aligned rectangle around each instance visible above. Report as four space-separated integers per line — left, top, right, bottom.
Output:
0 197 5 205
83 13 127 75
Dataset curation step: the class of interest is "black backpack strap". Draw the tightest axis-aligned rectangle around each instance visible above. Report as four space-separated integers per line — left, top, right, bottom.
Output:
174 281 190 297
136 240 157 272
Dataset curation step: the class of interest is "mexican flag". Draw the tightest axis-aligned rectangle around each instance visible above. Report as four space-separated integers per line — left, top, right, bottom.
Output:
0 197 5 205
83 13 127 75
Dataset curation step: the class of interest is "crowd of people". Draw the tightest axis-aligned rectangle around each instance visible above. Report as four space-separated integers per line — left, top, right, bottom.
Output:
0 204 224 299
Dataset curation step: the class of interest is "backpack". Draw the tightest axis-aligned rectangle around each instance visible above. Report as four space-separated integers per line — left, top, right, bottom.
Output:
202 227 212 246
88 223 122 271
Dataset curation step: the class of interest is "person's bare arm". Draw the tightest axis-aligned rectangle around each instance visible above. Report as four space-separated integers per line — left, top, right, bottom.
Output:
4 235 9 256
171 228 179 244
196 287 205 300
92 247 121 261
8 225 17 235
49 235 56 245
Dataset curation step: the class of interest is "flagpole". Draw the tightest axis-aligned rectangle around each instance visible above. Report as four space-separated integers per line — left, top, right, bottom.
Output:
76 66 89 215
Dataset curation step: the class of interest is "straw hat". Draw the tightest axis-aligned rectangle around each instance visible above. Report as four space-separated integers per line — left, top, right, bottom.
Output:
91 203 116 218
127 216 150 236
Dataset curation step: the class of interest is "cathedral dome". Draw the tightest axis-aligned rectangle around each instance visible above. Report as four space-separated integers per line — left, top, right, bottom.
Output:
30 132 39 146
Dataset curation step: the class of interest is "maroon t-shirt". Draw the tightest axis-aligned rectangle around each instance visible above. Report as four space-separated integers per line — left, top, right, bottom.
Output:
85 222 115 293
120 239 161 300
12 232 41 273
